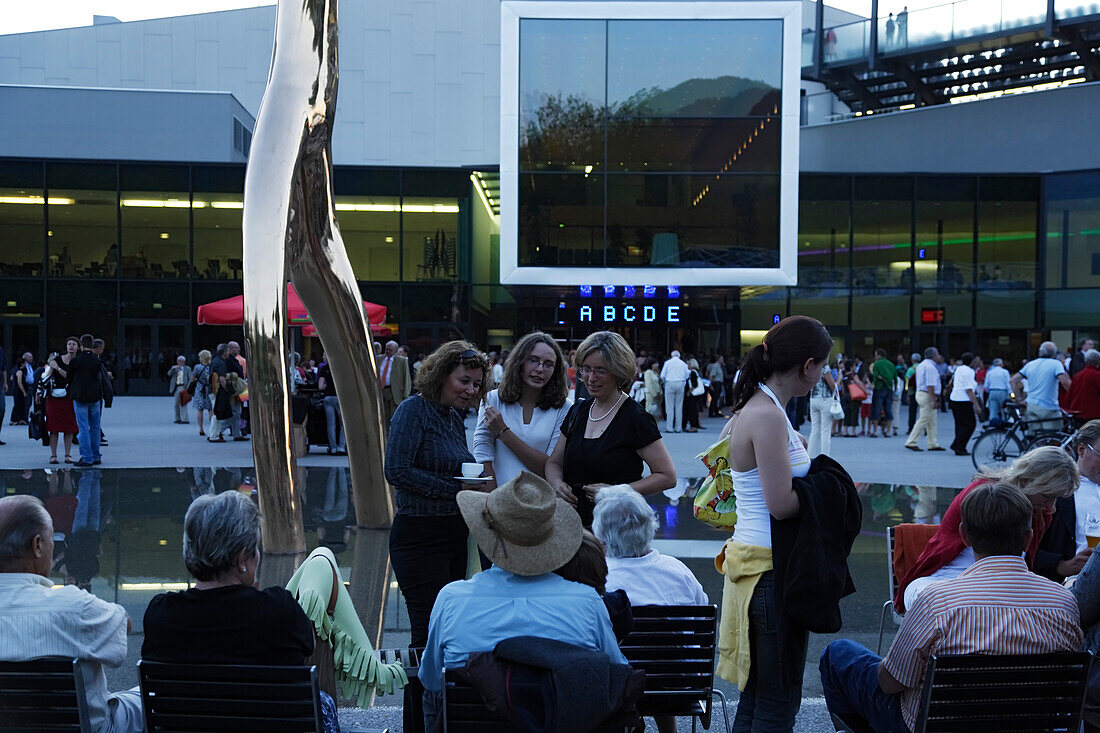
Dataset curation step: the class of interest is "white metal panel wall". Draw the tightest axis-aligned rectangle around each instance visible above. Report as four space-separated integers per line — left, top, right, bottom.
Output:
0 2 503 168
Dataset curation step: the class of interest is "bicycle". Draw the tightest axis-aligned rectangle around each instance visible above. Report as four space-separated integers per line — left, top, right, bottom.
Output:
970 402 1032 471
1024 409 1081 457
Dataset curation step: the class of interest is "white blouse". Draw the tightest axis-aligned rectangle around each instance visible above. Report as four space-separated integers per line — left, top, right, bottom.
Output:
472 389 573 485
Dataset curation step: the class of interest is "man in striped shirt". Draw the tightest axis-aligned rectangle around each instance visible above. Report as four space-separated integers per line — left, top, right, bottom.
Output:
820 482 1083 732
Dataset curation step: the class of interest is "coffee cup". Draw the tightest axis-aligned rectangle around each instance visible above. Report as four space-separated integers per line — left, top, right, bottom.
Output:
461 463 482 479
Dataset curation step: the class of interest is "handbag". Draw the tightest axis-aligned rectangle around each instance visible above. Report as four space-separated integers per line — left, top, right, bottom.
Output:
848 381 867 402
178 389 193 407
692 436 737 529
829 387 845 420
50 386 67 398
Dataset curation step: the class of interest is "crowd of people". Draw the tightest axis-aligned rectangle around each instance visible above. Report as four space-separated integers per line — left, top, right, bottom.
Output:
7 319 1100 732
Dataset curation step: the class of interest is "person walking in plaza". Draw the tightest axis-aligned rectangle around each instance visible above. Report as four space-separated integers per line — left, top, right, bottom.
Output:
983 356 1011 424
715 315 845 730
905 347 945 452
226 341 248 438
384 340 489 733
167 355 192 424
870 348 897 438
473 331 572 489
1066 349 1100 426
1011 341 1072 436
316 354 346 455
643 359 663 422
546 331 676 527
707 355 725 417
68 334 104 467
1071 338 1096 378
10 352 34 427
683 357 703 432
948 353 983 456
377 339 412 425
660 349 690 433
807 367 838 458
45 338 79 464
191 350 213 437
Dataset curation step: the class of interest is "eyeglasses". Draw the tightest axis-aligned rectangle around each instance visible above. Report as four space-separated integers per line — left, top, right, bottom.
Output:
1085 442 1100 459
577 366 610 379
527 356 556 372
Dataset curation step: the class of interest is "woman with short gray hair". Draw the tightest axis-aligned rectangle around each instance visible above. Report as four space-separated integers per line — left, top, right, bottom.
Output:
142 491 338 731
592 486 707 607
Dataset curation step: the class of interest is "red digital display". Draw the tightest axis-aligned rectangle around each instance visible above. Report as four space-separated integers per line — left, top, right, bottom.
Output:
921 308 946 324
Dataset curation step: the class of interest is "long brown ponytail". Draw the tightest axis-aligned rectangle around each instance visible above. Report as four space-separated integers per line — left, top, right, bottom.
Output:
730 316 832 413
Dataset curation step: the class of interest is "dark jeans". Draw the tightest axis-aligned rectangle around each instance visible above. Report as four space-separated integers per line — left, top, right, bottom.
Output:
733 572 806 732
949 400 976 452
819 640 908 733
907 392 918 433
871 388 893 422
389 512 469 733
683 390 700 429
709 383 724 416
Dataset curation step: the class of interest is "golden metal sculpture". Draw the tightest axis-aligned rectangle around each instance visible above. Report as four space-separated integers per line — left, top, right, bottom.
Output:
243 0 393 569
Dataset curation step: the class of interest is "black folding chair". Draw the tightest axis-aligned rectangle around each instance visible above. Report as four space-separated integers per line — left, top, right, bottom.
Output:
0 658 90 733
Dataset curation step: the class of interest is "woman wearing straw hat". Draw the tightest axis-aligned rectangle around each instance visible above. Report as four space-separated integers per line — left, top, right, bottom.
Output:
545 331 676 526
418 471 627 729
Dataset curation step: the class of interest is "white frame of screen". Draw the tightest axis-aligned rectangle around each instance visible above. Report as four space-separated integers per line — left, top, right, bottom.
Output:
500 0 802 287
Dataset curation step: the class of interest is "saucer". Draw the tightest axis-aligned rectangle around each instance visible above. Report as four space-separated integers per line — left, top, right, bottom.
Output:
453 476 493 483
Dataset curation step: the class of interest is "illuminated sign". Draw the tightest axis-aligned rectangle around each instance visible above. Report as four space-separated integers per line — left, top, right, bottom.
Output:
921 307 946 324
565 304 683 324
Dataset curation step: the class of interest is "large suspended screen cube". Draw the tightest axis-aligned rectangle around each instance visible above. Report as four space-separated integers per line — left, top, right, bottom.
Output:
500 1 802 286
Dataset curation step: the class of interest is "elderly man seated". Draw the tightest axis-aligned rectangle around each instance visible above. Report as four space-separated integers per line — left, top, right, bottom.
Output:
0 495 142 733
819 482 1083 733
593 485 707 606
418 471 626 729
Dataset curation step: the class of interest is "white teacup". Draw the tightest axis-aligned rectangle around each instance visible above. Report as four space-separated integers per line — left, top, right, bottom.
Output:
461 463 482 479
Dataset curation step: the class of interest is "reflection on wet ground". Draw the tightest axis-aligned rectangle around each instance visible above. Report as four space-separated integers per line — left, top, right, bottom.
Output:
0 466 963 697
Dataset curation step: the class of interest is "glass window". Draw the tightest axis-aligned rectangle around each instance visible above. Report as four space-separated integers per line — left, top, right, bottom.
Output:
851 177 910 330
607 20 782 115
120 282 189 319
793 175 850 326
914 177 975 327
605 174 780 268
0 162 44 277
334 168 401 283
402 170 466 282
0 279 44 318
607 117 780 173
46 281 117 353
519 19 606 172
977 177 1037 329
193 166 245 281
46 163 117 279
518 173 604 267
1045 171 1100 290
120 165 190 279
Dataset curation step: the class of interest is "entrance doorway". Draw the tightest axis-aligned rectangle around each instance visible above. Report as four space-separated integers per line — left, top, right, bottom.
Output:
1 318 44 366
913 328 974 361
118 320 189 395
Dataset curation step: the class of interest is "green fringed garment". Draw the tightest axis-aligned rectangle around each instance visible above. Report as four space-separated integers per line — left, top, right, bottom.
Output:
286 547 408 706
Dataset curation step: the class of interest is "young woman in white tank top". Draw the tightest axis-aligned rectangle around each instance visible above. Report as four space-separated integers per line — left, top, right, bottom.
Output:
717 315 833 731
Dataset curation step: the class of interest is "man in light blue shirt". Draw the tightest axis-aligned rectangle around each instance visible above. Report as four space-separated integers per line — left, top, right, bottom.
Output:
1012 342 1071 435
983 358 1011 424
419 472 625 727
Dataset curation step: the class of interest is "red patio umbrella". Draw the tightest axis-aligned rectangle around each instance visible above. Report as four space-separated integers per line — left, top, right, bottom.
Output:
196 283 387 327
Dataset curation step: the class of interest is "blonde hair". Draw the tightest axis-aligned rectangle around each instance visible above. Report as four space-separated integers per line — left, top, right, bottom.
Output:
977 446 1079 499
198 349 212 365
573 331 637 392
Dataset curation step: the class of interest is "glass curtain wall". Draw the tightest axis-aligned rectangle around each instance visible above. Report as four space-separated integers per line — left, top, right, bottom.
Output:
518 18 784 268
977 177 1037 332
120 165 190 279
914 177 975 328
1045 171 1100 334
46 163 117 278
193 166 245 280
0 161 44 278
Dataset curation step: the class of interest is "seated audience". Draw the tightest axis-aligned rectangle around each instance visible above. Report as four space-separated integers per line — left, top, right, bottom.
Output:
593 485 708 606
896 446 1078 611
554 529 634 641
141 491 339 733
820 482 1083 733
1039 420 1100 582
1067 535 1100 732
418 471 626 729
0 495 142 733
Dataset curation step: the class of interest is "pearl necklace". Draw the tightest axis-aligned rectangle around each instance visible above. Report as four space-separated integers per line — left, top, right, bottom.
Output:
588 391 625 422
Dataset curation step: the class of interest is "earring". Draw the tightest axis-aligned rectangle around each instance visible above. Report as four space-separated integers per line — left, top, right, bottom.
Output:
240 566 247 573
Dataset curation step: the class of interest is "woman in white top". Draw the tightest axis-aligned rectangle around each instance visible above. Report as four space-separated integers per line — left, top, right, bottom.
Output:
473 331 572 489
948 352 983 455
718 315 833 731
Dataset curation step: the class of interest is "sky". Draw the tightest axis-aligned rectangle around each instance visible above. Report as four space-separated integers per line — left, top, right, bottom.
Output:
3 0 951 36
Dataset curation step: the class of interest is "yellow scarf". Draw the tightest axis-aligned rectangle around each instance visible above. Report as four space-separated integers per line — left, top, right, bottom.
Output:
714 540 773 689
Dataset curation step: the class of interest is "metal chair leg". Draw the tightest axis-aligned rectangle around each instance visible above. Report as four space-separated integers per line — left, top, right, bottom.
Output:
711 688 731 733
877 599 891 655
